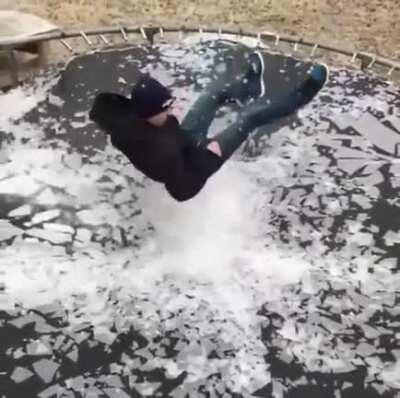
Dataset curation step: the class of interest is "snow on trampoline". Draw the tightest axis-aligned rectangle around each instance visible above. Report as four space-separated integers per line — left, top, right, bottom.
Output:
0 38 400 397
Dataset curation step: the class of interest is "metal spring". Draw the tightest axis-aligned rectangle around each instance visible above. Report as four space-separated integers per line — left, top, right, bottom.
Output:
120 27 128 42
310 43 319 57
99 34 109 45
59 39 74 53
80 31 93 47
256 32 261 48
140 27 147 40
199 27 204 42
368 55 377 68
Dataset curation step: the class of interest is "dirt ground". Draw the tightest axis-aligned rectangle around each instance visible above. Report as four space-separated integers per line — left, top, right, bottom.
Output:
1 0 399 61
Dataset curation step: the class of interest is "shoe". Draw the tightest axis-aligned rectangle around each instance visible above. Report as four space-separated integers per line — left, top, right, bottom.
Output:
246 50 266 98
294 63 329 107
213 51 266 106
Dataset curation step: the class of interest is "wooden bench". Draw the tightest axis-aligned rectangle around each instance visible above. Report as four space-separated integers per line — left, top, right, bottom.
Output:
0 11 58 87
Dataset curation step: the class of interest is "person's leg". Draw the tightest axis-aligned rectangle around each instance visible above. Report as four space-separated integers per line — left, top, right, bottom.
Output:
181 52 266 144
213 64 328 161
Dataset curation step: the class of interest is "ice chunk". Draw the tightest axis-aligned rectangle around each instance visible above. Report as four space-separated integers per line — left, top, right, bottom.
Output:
381 360 400 389
10 367 34 383
94 328 117 345
278 320 303 342
354 113 400 156
356 342 377 357
0 175 40 196
67 347 78 363
25 228 71 244
352 194 372 210
43 223 74 234
38 385 64 398
133 382 162 396
0 220 23 241
352 232 374 246
76 204 120 226
335 146 366 159
383 230 400 246
66 375 85 391
10 313 49 330
63 153 82 170
75 228 92 243
8 204 32 218
114 188 133 204
26 341 52 356
48 93 64 107
32 359 60 384
103 388 131 398
31 209 61 225
35 187 58 205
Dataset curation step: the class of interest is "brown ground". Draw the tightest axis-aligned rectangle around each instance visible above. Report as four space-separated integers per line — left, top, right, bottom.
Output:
1 0 399 61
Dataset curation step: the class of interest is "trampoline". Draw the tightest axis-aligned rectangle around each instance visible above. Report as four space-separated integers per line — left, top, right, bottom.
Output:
0 27 400 398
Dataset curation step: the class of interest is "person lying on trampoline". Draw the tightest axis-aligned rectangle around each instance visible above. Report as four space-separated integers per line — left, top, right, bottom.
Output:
89 52 327 202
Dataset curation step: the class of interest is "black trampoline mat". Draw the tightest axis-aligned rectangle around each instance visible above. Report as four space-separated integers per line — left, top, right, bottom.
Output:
0 39 400 398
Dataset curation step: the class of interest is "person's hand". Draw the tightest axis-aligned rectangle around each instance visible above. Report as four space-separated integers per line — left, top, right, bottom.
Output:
207 141 222 157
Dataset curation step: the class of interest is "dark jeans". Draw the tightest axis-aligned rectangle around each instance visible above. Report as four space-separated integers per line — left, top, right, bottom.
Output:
180 78 310 162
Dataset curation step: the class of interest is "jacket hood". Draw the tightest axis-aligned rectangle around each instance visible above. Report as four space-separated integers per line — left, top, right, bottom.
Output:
89 92 179 141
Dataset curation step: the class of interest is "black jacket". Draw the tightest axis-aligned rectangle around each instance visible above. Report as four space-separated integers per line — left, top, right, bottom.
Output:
89 93 223 201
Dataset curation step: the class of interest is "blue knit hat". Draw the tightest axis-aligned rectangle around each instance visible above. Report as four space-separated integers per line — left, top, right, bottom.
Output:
130 75 174 119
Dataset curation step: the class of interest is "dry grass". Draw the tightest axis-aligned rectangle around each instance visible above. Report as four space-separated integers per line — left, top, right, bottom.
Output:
1 0 399 59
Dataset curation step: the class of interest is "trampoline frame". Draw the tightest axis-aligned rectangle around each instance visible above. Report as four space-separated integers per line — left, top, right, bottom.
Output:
0 25 399 81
